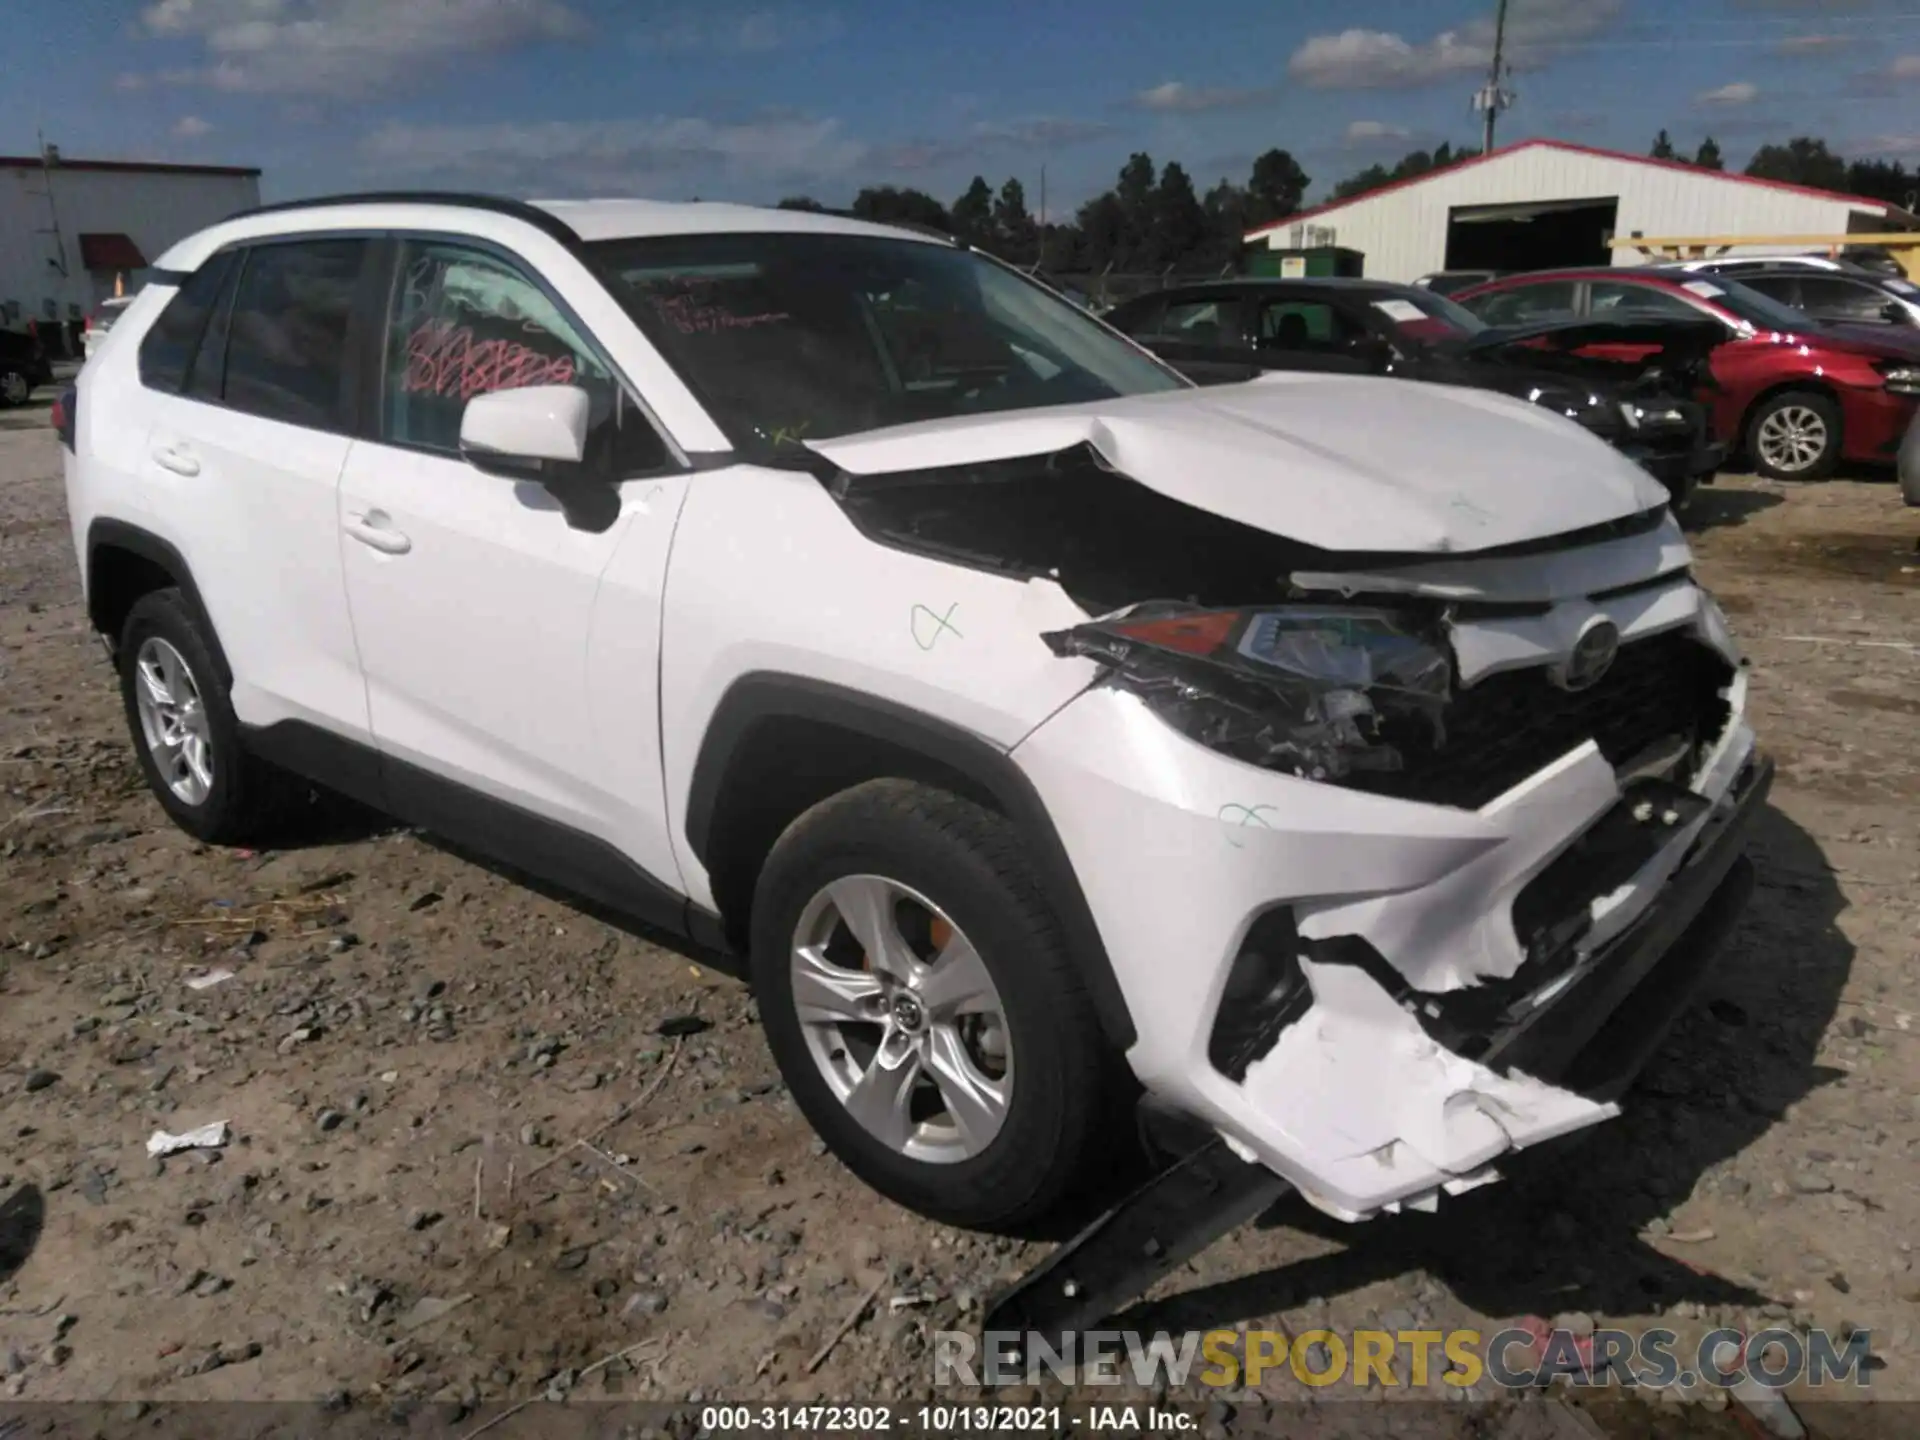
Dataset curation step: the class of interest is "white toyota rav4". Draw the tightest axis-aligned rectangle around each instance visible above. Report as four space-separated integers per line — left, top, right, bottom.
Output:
58 194 1769 1235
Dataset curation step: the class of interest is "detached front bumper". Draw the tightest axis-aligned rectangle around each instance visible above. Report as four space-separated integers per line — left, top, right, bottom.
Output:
1015 618 1762 1222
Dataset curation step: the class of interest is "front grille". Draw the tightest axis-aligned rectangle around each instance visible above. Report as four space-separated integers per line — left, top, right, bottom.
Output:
1348 628 1735 811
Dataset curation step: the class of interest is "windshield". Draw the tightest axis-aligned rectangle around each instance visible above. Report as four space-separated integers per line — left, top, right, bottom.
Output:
1671 274 1817 333
588 231 1185 451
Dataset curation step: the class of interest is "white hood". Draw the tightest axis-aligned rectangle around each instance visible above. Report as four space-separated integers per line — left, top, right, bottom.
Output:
806 372 1671 555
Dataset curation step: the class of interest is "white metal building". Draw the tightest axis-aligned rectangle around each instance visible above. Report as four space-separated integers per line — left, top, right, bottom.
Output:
1245 138 1917 282
1 150 261 342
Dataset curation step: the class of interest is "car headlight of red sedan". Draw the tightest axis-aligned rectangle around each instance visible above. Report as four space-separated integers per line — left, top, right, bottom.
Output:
1874 360 1920 396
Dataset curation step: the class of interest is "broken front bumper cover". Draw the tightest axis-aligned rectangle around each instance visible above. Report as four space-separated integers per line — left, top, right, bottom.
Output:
1016 641 1763 1222
1233 748 1769 1222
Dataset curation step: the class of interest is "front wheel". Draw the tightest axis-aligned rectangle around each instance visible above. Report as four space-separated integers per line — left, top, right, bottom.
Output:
0 366 30 407
749 779 1123 1231
1747 390 1841 481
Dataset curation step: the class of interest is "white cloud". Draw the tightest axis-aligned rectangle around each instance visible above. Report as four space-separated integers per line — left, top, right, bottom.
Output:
1288 0 1622 90
632 7 843 53
1697 81 1760 106
1774 34 1851 55
361 114 870 195
1344 119 1412 146
1857 133 1920 156
359 110 1114 197
135 0 588 97
1130 81 1270 113
171 115 215 138
870 118 1114 172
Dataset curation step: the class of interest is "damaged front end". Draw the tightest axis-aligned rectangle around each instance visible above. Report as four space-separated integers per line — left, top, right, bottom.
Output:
1005 496 1760 1223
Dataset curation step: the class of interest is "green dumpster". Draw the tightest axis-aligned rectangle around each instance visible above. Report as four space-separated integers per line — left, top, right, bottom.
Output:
1244 245 1366 279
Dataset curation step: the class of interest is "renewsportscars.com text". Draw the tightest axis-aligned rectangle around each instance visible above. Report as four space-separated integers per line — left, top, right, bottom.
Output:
934 1326 1872 1391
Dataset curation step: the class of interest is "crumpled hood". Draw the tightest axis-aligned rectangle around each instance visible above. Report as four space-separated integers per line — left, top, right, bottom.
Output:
806 372 1670 554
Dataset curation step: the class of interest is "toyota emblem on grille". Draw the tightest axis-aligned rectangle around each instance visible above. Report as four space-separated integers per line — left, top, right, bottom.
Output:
1552 617 1621 692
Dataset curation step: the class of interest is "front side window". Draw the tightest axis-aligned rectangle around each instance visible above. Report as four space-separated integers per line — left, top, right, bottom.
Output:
382 239 669 475
1256 300 1346 350
138 251 234 394
588 231 1185 452
222 239 368 430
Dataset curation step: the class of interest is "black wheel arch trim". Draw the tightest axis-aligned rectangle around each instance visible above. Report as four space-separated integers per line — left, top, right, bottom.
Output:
684 672 1137 1050
85 518 234 686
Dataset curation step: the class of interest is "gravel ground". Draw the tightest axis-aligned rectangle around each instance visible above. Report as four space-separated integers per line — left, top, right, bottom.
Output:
1 393 1916 1436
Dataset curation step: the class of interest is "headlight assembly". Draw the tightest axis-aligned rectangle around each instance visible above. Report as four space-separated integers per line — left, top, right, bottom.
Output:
1042 603 1451 781
1875 361 1920 396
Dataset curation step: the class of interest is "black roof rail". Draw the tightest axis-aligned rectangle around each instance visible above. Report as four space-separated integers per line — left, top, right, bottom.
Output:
225 191 584 248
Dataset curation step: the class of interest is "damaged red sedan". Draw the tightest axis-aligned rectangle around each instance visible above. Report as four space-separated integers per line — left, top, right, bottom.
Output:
1456 266 1920 480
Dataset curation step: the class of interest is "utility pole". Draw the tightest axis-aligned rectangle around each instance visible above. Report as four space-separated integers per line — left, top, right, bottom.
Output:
31 127 71 279
1037 165 1047 273
1473 0 1515 154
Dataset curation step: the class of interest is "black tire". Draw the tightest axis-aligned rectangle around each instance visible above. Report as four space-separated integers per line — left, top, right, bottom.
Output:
1746 389 1841 482
0 365 30 408
750 778 1123 1231
117 588 297 845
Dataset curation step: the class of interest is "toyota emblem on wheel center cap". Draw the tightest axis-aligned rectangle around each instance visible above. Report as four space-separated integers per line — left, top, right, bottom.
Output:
1552 617 1621 692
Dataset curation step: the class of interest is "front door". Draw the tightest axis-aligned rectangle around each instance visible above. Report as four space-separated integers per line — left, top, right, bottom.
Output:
336 236 690 895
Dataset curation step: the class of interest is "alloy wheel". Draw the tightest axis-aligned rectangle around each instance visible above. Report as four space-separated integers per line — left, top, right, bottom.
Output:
0 371 27 405
132 637 215 806
1756 405 1829 475
789 874 1012 1163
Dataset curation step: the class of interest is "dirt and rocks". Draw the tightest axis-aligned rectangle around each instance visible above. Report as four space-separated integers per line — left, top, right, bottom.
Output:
1 392 1917 1436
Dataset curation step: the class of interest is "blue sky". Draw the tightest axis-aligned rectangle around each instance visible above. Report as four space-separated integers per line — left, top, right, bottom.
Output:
5 0 1918 211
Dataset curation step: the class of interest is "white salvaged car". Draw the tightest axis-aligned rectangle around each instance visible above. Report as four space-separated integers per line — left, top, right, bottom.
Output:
58 194 1767 1238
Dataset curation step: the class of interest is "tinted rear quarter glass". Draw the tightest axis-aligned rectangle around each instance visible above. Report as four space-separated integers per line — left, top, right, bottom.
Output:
184 257 243 403
223 239 369 431
138 252 235 393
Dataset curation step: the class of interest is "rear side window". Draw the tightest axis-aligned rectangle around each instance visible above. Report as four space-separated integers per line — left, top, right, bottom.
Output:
1797 276 1895 323
1465 281 1578 326
1109 296 1164 339
1155 299 1234 344
222 239 369 431
137 252 234 393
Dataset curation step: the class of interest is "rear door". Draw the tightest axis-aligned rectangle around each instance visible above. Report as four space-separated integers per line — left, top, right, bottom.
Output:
139 237 379 744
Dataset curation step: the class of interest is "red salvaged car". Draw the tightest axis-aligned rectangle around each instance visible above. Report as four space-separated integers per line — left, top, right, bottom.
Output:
1456 267 1920 481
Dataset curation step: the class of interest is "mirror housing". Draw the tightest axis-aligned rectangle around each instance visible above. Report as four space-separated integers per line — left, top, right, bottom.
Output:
459 385 591 473
458 385 619 533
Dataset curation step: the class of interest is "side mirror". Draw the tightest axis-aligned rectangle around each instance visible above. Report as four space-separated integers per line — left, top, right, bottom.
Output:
460 385 590 470
459 385 617 533
1882 301 1909 325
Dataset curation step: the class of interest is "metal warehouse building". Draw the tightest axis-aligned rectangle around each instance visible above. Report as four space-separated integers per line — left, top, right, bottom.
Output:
1 149 261 347
1245 138 1918 283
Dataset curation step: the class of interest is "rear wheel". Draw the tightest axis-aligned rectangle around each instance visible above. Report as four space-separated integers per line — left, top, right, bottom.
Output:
0 366 29 407
750 779 1123 1231
1747 390 1840 481
117 589 298 844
